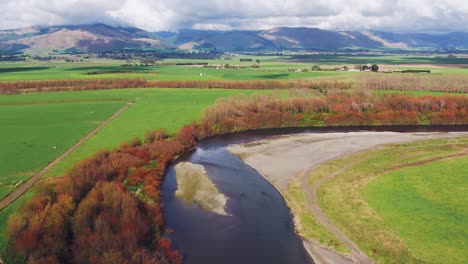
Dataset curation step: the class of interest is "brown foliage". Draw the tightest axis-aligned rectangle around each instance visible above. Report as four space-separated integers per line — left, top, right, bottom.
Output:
199 90 467 135
8 134 196 264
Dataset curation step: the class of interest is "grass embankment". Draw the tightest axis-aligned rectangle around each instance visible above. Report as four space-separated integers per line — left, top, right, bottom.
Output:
312 137 467 263
175 162 228 215
284 179 350 254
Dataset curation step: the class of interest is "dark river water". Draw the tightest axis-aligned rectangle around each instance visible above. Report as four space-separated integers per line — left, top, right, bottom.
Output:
161 125 467 264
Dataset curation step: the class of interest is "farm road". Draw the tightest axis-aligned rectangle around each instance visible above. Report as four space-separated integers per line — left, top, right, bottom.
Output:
0 102 132 210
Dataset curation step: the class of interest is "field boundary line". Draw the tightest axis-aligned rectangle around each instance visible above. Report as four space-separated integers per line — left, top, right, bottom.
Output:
0 102 132 210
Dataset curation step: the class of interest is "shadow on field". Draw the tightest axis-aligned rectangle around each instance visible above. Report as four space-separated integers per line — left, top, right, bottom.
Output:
0 67 50 73
66 66 153 72
258 73 291 79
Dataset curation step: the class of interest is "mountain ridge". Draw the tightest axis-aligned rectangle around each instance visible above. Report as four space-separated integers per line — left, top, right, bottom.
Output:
1 24 467 54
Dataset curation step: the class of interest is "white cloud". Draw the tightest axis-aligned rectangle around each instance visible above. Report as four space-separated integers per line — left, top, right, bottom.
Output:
0 0 466 32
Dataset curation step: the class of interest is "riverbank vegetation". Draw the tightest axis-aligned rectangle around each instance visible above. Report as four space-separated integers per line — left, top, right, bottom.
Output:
198 90 467 136
5 126 197 263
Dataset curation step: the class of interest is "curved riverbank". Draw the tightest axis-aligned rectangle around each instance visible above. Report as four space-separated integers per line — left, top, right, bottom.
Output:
228 131 467 263
162 125 467 264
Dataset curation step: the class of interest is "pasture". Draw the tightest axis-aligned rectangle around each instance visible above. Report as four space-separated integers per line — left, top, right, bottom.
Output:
314 136 468 263
362 156 468 264
0 59 341 81
0 95 125 199
45 88 265 177
1 54 467 83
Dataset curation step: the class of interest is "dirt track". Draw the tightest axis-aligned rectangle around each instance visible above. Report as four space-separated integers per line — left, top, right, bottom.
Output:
228 131 467 264
0 102 132 211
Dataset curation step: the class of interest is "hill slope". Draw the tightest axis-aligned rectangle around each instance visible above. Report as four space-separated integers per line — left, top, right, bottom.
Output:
0 24 170 54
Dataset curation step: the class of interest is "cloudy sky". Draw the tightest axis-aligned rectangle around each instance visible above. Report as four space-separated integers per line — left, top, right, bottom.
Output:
1 0 466 32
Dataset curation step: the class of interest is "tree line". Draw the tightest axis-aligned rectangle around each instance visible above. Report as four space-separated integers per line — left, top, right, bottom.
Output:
197 91 467 136
1 75 466 95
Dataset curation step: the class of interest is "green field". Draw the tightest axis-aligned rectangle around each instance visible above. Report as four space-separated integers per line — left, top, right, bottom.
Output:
0 59 342 81
0 88 266 185
362 157 468 264
286 54 468 65
45 88 265 177
0 95 125 199
1 54 466 82
314 137 468 263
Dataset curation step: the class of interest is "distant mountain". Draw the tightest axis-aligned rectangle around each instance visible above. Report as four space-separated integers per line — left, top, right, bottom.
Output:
164 27 468 51
0 24 169 54
1 24 467 54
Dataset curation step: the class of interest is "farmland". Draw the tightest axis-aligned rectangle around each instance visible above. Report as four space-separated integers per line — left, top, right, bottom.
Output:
0 59 340 82
0 54 466 263
0 54 467 83
0 95 125 199
315 137 468 263
362 156 468 263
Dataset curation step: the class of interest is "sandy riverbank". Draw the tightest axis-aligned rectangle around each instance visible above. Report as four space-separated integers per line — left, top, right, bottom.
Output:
228 132 466 191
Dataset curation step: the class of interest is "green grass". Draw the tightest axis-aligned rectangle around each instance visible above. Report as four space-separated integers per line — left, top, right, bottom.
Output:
362 157 468 264
0 95 125 199
314 137 468 263
45 88 265 177
285 54 468 66
0 60 342 81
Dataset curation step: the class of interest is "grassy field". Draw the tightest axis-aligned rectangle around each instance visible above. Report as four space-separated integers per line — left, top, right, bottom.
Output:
0 60 342 81
45 88 265 177
362 157 468 264
1 54 467 82
0 88 266 250
0 95 125 199
0 87 266 184
285 54 468 65
313 137 467 263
